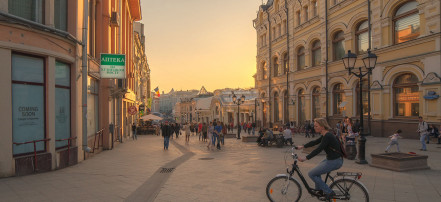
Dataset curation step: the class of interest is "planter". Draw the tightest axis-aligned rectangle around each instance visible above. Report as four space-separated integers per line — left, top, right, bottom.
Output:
370 152 429 171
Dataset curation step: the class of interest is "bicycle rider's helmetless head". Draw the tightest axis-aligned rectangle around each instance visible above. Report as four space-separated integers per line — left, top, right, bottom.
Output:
313 118 331 134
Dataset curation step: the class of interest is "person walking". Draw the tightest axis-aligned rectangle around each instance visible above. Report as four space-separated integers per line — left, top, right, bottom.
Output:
214 121 222 150
131 123 137 140
202 122 208 142
198 122 203 141
221 122 227 145
252 122 256 135
162 122 171 150
385 129 402 152
184 123 191 142
304 120 311 138
417 116 429 151
207 122 214 149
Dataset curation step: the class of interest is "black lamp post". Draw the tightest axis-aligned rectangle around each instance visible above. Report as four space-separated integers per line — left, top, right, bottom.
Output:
232 92 245 139
254 98 259 125
342 50 377 164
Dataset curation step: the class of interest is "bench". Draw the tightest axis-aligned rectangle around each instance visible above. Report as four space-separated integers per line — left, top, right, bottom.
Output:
242 135 258 142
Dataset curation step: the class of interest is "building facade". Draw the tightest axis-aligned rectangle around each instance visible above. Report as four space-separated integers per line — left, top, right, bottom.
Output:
254 0 440 137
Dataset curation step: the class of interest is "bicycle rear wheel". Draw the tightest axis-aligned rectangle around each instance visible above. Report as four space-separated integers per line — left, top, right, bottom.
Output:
329 179 369 202
266 176 302 202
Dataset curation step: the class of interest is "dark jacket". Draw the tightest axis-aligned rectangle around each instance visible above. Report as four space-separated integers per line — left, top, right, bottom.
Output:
161 125 171 137
304 132 342 160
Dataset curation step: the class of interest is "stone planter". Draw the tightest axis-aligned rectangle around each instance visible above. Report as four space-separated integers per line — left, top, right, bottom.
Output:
370 152 429 171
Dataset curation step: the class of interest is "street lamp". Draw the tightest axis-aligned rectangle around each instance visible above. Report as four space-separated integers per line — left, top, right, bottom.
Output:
232 92 245 139
342 50 377 165
254 98 259 125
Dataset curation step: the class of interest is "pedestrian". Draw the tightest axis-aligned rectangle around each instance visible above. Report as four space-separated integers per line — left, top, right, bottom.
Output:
417 116 429 151
310 121 316 138
252 122 256 135
198 122 203 141
214 121 222 150
184 123 191 142
385 129 402 153
305 120 311 138
221 122 227 145
162 122 171 150
202 122 208 142
207 122 214 149
237 122 242 139
335 121 342 140
131 123 137 140
283 126 293 146
174 123 180 139
345 118 358 160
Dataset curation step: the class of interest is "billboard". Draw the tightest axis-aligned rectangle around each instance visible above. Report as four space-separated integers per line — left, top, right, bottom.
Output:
100 53 126 79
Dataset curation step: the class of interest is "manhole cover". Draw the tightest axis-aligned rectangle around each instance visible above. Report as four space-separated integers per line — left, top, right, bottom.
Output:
160 168 175 173
199 158 214 160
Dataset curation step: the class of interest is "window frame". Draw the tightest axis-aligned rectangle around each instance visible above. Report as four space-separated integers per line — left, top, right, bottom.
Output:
333 83 344 115
298 89 306 123
332 31 345 61
274 92 279 122
393 2 420 44
311 40 321 67
393 73 420 118
312 87 320 119
283 53 289 74
297 47 305 70
55 61 72 149
273 57 279 77
355 21 369 54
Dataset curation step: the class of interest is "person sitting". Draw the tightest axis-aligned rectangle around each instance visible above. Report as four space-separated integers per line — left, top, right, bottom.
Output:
428 124 439 144
282 126 293 146
257 128 265 146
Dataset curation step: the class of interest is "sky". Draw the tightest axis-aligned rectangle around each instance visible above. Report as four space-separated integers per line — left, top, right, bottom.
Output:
140 0 263 94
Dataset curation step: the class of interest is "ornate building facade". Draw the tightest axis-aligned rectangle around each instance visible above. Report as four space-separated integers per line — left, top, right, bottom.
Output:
254 0 440 137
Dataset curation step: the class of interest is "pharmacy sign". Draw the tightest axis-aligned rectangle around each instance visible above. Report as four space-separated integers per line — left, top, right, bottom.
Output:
100 54 126 79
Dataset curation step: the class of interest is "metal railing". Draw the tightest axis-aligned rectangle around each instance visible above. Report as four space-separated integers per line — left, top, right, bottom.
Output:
91 129 104 153
55 137 78 166
13 138 51 172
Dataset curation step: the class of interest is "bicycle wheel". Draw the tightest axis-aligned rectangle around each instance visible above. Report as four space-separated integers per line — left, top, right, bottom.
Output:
266 176 302 202
329 179 369 202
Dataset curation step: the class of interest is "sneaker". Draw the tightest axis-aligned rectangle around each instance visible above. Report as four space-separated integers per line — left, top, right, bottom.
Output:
325 191 336 200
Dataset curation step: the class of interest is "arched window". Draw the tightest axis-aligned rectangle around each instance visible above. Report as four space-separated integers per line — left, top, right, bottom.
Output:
298 89 306 123
297 47 305 70
394 1 420 44
311 40 321 66
262 62 268 79
273 57 279 77
355 80 369 116
283 53 289 74
284 90 289 123
394 73 419 117
333 84 344 115
312 87 320 119
356 21 369 54
274 92 279 122
333 31 345 61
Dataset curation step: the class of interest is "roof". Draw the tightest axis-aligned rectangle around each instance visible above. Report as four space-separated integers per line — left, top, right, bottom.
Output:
195 97 212 110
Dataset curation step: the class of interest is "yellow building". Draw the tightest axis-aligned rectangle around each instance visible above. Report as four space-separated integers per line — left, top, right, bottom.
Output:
254 0 440 138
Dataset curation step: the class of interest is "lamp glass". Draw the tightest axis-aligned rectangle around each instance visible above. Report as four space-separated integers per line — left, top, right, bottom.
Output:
232 94 237 102
342 50 357 69
363 51 377 70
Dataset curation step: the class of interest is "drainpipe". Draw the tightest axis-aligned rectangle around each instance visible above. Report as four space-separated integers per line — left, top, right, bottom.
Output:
285 0 290 124
266 9 272 128
82 0 91 154
325 0 329 121
367 0 372 135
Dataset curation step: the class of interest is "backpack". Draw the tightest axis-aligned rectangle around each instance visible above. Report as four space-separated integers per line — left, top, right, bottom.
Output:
330 136 347 159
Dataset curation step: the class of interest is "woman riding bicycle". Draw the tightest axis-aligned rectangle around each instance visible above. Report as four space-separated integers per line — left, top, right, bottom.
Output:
295 118 343 200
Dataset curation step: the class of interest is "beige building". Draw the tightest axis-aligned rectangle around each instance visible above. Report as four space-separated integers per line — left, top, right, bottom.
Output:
254 0 440 137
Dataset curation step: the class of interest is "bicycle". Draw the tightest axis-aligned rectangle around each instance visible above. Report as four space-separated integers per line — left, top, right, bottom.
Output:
266 146 369 202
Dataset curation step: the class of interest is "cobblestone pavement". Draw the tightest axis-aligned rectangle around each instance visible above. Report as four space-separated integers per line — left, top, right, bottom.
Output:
1 132 441 202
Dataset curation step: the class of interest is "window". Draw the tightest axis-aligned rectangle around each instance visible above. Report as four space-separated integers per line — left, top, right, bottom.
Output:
89 0 96 56
274 92 279 122
356 21 369 53
311 41 321 66
284 91 289 123
55 61 71 148
394 1 420 44
283 53 289 74
312 87 320 119
355 80 369 116
297 11 301 26
312 1 318 17
8 0 44 23
278 24 282 37
273 27 276 40
297 47 305 70
298 89 306 123
394 73 419 117
304 6 309 22
262 62 268 79
333 31 345 61
87 77 99 136
333 83 344 115
12 54 45 155
273 57 279 76
54 0 67 31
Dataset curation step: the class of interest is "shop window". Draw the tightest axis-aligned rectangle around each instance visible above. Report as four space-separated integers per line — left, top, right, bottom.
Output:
394 73 419 117
55 61 71 148
333 83 344 115
12 54 45 155
8 0 44 24
356 21 369 53
312 87 320 119
87 77 99 136
333 31 345 61
394 1 420 44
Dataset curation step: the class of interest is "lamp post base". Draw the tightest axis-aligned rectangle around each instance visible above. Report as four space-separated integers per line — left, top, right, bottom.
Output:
356 135 368 164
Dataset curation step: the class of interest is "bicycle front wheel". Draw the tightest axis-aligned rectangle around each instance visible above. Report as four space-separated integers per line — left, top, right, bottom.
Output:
266 176 302 202
330 179 369 202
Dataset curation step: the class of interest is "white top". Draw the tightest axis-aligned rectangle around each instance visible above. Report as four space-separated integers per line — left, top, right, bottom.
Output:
418 121 428 135
390 133 400 141
282 129 292 139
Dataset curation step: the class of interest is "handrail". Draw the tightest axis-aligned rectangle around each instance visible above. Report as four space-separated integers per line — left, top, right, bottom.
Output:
91 129 104 153
13 138 51 172
56 137 78 166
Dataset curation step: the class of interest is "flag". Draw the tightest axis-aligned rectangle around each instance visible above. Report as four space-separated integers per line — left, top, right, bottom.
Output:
154 87 159 92
154 87 160 97
156 91 160 97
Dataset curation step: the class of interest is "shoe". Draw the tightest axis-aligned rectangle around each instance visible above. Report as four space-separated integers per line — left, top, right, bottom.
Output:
311 189 323 196
325 191 336 200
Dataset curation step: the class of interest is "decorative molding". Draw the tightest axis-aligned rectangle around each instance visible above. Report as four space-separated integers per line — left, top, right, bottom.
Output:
422 72 441 85
371 80 383 90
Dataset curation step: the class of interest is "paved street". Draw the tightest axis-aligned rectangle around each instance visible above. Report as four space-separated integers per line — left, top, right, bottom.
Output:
1 133 441 202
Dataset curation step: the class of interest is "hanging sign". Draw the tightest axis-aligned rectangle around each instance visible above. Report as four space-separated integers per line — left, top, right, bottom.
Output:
100 53 126 79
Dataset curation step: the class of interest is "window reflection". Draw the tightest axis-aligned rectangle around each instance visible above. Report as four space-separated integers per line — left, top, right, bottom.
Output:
394 74 419 117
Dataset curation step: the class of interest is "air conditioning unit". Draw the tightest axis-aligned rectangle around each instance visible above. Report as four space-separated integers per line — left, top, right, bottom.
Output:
110 11 120 27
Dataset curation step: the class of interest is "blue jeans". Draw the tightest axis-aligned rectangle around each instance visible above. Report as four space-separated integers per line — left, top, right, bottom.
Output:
164 136 170 149
212 134 218 145
420 134 427 150
132 129 137 140
220 135 224 145
308 158 343 194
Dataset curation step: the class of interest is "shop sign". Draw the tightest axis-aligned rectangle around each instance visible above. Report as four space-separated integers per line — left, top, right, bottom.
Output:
128 106 137 115
424 91 439 100
100 54 126 79
397 93 419 102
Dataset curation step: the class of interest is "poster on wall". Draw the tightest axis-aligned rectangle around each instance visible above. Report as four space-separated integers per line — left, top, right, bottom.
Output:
12 84 45 155
100 53 126 79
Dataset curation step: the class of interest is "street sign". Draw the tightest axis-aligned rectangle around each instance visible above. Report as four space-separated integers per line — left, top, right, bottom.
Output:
100 53 126 79
139 105 145 112
128 106 137 115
